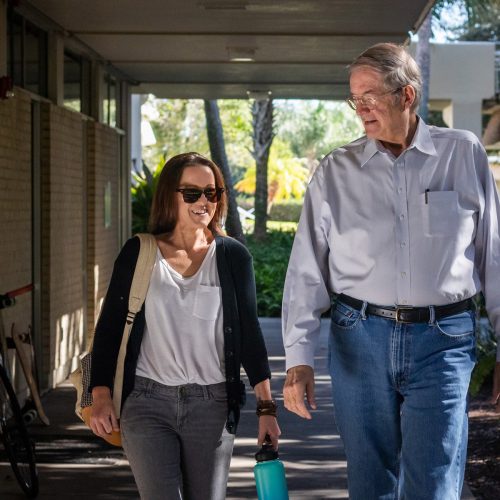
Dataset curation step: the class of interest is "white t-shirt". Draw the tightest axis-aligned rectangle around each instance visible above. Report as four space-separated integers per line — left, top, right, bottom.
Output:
136 240 226 385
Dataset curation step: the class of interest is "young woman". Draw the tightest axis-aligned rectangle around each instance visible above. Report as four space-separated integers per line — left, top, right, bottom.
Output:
88 152 280 500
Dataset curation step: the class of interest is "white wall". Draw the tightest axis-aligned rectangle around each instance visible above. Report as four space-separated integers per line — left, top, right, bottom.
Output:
410 42 496 139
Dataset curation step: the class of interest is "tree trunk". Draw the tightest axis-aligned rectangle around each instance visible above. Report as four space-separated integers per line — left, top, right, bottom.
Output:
483 109 500 146
252 98 274 241
416 12 432 122
204 100 246 244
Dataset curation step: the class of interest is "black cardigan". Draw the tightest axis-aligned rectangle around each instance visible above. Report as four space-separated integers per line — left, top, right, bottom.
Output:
89 235 271 433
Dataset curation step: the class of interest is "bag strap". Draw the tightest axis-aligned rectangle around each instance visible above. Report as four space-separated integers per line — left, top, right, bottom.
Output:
112 233 157 418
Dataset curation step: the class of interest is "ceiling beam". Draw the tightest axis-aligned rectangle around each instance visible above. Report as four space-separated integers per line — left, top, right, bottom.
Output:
73 31 410 38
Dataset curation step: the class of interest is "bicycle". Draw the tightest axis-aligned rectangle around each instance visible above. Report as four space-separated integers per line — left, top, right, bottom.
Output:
0 285 39 498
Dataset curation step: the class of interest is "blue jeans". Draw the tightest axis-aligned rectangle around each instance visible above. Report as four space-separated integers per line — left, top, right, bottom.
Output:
328 300 476 500
121 376 235 500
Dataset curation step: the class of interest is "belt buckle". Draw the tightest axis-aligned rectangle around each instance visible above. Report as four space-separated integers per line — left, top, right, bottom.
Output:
395 306 413 323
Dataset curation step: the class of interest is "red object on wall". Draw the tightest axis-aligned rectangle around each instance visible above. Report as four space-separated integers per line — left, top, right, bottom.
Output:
0 76 14 99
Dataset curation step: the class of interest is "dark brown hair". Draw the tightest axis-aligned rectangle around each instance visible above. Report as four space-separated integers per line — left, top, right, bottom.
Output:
148 152 227 235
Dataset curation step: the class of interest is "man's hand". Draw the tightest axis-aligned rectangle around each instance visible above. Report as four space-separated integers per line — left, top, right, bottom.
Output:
491 362 500 414
283 365 316 419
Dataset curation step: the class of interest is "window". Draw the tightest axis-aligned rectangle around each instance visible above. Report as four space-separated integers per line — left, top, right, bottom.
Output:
7 8 47 97
103 73 119 128
64 51 90 114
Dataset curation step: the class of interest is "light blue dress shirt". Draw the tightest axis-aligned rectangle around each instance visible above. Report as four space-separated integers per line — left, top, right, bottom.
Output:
282 119 500 369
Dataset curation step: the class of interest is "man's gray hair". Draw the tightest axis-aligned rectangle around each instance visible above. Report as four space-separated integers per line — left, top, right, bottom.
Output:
349 43 422 112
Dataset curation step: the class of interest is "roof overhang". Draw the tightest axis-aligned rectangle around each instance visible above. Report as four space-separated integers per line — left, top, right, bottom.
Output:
27 0 435 99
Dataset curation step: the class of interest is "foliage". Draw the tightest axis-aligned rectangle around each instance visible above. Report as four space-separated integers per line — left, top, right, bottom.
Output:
432 0 500 41
219 99 254 183
131 159 164 234
458 1 500 41
269 200 303 222
235 138 309 203
247 230 295 317
274 100 363 162
470 295 498 396
142 97 253 184
427 111 449 128
142 98 209 169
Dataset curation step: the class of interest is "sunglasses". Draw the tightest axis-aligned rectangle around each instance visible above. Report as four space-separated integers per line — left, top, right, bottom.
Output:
176 187 224 203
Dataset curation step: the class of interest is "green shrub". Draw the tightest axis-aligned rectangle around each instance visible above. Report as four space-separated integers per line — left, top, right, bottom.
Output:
131 160 164 234
269 200 303 222
470 317 497 396
247 230 295 317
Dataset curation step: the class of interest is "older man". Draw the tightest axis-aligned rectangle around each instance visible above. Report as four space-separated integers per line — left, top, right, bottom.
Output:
282 43 500 500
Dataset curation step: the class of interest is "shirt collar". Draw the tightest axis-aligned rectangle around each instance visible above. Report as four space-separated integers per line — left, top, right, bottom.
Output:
359 116 438 168
359 138 380 168
407 116 438 157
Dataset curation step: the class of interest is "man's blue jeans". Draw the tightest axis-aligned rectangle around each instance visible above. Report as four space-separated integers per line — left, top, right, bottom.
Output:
328 299 476 500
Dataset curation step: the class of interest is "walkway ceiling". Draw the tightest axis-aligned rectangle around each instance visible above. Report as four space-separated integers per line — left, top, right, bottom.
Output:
27 0 434 99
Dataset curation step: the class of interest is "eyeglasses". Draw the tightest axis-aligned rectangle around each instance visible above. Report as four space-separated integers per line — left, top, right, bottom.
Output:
176 187 224 203
346 87 402 111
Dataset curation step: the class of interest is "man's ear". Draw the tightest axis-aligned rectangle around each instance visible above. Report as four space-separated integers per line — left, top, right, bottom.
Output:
402 85 416 111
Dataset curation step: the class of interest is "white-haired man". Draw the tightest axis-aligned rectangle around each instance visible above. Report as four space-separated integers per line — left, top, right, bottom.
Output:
282 43 500 499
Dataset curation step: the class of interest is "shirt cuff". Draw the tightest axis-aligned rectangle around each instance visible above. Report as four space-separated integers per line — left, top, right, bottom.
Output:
285 343 316 371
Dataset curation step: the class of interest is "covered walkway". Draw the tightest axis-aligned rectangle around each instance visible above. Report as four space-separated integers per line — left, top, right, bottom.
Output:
0 319 474 499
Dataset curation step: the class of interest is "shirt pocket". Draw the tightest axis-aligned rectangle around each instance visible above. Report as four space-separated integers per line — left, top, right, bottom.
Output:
421 191 459 237
193 284 221 321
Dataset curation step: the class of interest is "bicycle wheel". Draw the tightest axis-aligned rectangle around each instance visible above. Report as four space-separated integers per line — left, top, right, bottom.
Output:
0 364 38 497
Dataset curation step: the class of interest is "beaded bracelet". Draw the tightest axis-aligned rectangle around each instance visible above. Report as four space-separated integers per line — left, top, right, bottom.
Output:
256 399 277 417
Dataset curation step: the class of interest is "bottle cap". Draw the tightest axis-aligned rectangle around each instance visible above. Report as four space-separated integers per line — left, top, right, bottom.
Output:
255 435 279 462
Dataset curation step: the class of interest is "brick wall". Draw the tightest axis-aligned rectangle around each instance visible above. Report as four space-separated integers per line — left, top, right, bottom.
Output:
1 95 124 390
40 102 85 387
86 122 121 339
0 89 33 392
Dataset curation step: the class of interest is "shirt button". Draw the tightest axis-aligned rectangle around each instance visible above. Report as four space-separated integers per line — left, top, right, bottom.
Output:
226 351 234 357
398 187 403 194
400 242 406 248
224 327 232 334
400 272 406 278
399 214 405 220
401 299 408 304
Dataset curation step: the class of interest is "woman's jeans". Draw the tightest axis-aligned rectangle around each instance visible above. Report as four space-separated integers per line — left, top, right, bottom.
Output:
328 300 476 500
121 376 235 500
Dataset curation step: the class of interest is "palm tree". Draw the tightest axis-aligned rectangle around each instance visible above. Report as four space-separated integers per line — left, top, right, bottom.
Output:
204 100 246 244
251 98 275 241
235 139 309 209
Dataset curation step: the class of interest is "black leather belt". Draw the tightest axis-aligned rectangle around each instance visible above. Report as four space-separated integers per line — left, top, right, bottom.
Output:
337 294 474 324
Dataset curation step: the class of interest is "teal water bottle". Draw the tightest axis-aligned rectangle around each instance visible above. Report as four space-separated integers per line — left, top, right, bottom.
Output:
253 437 289 500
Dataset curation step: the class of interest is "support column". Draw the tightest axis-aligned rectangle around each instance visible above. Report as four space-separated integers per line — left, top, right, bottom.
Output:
47 32 64 106
443 99 483 141
90 61 103 123
120 82 132 242
0 0 7 76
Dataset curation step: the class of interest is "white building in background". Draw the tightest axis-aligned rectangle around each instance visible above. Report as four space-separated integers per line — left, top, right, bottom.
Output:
410 42 496 140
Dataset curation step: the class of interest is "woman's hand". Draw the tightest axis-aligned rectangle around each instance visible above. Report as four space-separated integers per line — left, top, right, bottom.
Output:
258 415 281 450
89 386 120 438
253 378 281 450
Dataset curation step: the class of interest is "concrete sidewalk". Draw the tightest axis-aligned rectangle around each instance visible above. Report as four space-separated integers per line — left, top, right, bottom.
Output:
0 319 474 499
